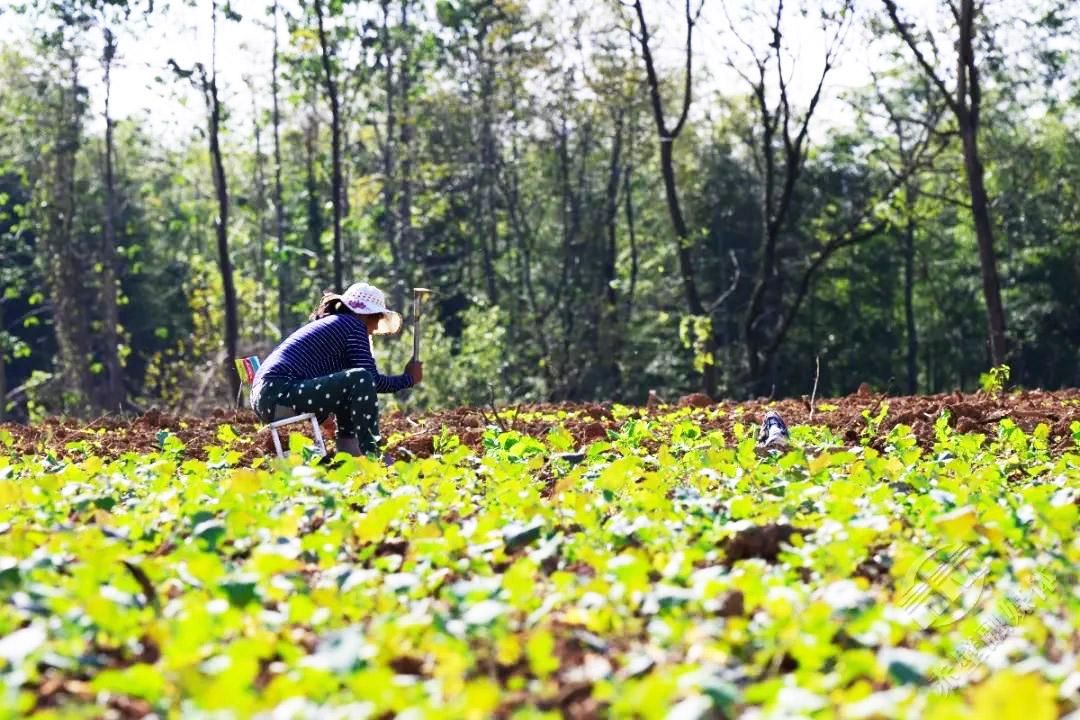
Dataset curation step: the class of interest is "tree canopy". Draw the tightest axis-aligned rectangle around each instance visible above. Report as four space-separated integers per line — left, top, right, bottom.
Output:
1 0 1078 419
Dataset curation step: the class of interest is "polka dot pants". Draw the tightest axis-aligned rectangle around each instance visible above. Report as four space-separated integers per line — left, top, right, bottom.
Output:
252 370 380 454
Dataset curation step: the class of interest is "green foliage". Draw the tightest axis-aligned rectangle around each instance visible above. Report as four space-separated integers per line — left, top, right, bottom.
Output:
980 364 1011 394
22 370 54 423
0 413 1076 716
860 401 889 444
678 315 714 374
1 0 1079 416
383 301 517 412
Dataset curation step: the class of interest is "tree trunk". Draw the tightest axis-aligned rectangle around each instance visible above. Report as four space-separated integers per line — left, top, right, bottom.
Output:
744 89 778 386
47 51 93 412
745 176 779 384
342 137 353 277
314 0 344 291
658 140 715 395
904 184 918 394
249 84 268 341
477 37 499 304
208 89 238 399
883 0 1007 368
602 111 624 309
304 103 324 265
100 28 124 411
744 229 776 383
0 298 6 421
599 110 624 397
398 0 415 274
957 0 1006 367
632 0 713 396
380 0 400 296
202 18 239 399
622 108 639 323
958 125 1006 367
271 0 289 337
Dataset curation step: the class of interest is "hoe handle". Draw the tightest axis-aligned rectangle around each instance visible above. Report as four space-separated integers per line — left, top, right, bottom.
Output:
411 294 422 362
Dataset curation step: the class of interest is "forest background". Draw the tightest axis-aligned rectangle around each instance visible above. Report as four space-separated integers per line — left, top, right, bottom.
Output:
1 0 1078 420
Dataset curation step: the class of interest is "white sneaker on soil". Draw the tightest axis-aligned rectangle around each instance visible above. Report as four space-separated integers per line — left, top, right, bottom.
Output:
757 411 791 449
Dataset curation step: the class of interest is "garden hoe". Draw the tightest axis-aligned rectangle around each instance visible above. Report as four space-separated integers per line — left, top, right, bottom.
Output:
411 288 433 362
395 287 433 438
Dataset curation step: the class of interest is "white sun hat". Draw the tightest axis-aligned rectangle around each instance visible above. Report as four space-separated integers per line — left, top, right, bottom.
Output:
336 282 403 335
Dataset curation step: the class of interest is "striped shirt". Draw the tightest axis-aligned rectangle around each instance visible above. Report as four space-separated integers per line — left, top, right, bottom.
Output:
253 313 413 394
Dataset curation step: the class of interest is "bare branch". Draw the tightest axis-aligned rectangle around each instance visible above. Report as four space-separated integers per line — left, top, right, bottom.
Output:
761 116 950 358
914 188 973 210
947 0 960 25
721 0 765 63
671 0 705 138
706 250 742 312
631 0 670 139
958 0 980 126
772 0 794 157
881 0 962 116
790 2 851 163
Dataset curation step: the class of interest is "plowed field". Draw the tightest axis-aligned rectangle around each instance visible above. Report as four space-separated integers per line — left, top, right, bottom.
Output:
2 389 1078 461
1 390 1077 718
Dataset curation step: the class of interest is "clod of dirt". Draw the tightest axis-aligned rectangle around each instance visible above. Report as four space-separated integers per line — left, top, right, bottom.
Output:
389 656 426 676
889 411 919 427
578 422 607 444
459 429 484 447
947 402 983 419
716 590 745 617
258 428 277 456
555 683 597 720
677 393 713 408
721 523 811 565
375 538 408 557
853 548 893 586
399 434 434 457
956 417 979 434
135 408 169 430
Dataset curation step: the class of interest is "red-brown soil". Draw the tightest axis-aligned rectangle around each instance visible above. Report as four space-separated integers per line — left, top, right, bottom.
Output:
1 389 1077 462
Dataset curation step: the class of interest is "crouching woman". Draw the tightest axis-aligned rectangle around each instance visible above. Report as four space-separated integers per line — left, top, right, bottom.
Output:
250 282 422 456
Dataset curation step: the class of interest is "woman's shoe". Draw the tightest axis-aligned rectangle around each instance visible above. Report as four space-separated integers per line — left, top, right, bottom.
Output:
336 435 362 456
757 411 790 448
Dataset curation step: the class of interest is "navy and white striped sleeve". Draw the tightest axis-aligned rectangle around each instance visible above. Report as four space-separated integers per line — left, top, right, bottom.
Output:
343 317 413 393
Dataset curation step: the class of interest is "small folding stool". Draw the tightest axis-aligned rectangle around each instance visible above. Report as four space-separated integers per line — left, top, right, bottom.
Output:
235 356 327 459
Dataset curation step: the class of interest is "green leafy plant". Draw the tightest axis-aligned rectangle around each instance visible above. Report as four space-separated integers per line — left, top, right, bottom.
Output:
860 401 890 444
979 364 1011 393
678 315 714 373
0 408 1075 719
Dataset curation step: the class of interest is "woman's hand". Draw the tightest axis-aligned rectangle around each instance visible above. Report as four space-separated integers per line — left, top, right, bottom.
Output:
405 360 423 386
